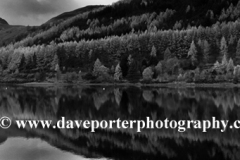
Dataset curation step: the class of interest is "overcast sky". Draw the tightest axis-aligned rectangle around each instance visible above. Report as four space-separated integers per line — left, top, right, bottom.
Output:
0 0 118 26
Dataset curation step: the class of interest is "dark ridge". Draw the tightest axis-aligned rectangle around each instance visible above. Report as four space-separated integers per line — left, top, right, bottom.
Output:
0 17 8 25
45 5 104 25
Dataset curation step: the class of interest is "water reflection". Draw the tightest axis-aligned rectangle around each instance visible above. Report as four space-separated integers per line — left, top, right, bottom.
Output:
0 85 240 160
0 138 94 160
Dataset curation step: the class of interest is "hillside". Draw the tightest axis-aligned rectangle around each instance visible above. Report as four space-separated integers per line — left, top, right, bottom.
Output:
0 17 9 31
1 0 240 83
0 16 38 47
45 5 104 26
0 17 8 25
0 26 29 46
0 5 102 47
5 0 240 46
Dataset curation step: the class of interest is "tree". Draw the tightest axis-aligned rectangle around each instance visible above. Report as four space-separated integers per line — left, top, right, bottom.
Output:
227 58 234 73
236 39 240 65
164 48 172 60
186 5 191 13
234 65 240 82
0 64 3 75
155 61 163 77
51 54 59 71
32 53 37 70
93 58 102 76
25 55 34 72
120 55 129 78
114 63 122 81
234 65 240 77
220 37 228 59
19 54 26 72
93 58 109 77
150 45 157 57
25 53 37 72
222 54 228 66
127 60 141 83
149 45 158 66
203 40 210 64
188 41 197 66
128 54 133 65
214 61 220 68
142 67 154 81
165 58 179 75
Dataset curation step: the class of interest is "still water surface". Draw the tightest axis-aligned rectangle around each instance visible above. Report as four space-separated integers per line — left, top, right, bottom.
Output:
0 85 240 160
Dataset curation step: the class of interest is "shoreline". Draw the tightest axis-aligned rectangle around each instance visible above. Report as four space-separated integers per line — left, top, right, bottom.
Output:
16 81 240 88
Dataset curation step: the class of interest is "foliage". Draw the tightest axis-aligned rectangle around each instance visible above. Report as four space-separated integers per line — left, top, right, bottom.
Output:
142 67 154 81
164 58 179 75
188 41 197 66
220 37 228 59
93 58 109 77
127 60 141 83
82 72 97 81
155 61 163 77
164 48 172 60
202 40 210 64
227 58 234 73
35 72 46 82
120 55 129 78
236 39 240 65
150 46 157 57
3 0 240 83
114 63 122 81
62 72 80 82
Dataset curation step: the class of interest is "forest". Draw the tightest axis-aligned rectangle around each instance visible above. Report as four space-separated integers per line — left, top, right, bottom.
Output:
1 0 240 83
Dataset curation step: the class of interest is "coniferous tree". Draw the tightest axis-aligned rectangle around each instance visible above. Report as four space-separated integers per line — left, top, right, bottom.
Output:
227 58 234 73
51 54 62 80
25 55 33 72
19 54 26 73
93 58 102 77
29 53 37 71
0 64 2 75
220 37 228 59
150 45 157 57
164 48 172 60
188 41 197 66
114 63 122 81
155 61 163 77
149 45 158 66
51 54 59 71
203 40 210 64
222 54 228 66
54 63 61 81
236 39 240 65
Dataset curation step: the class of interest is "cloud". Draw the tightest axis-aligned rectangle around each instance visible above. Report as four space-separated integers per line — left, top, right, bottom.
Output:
0 0 80 25
1 0 78 16
0 0 118 25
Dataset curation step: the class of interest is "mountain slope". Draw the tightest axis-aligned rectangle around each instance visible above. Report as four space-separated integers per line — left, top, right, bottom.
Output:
10 0 240 47
0 17 29 46
0 26 28 46
0 17 8 25
45 5 104 25
0 5 103 47
1 0 240 83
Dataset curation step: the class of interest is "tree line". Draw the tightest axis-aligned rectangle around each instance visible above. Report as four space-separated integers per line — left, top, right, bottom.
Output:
1 20 240 83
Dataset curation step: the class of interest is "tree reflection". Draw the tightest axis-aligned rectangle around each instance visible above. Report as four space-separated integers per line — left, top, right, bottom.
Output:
0 86 240 159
